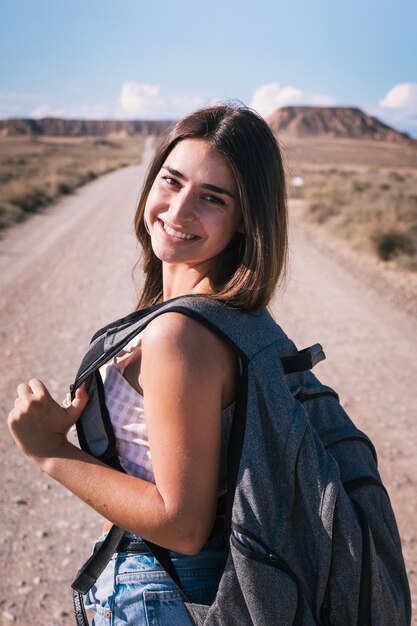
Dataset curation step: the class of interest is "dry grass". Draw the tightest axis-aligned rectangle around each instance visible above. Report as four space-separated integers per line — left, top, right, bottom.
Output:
281 135 417 272
2 131 417 273
0 135 145 230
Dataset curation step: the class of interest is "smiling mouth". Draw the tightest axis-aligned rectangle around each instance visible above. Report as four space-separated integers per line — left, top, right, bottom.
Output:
161 220 199 241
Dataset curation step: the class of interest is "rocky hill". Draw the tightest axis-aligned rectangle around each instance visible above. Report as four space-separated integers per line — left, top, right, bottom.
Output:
0 107 413 143
0 117 174 137
267 106 411 142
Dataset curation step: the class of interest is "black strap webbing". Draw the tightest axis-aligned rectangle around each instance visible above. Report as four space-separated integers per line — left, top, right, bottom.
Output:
71 524 189 599
281 343 325 375
72 588 90 626
71 524 190 626
71 524 125 594
142 539 189 602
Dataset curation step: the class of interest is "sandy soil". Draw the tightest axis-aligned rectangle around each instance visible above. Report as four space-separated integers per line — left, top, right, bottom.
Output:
274 205 417 623
0 142 415 625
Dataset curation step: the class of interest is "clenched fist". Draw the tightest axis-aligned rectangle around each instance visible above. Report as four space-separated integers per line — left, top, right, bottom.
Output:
8 379 88 462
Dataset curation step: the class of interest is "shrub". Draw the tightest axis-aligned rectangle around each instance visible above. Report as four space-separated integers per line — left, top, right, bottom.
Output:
14 188 51 213
58 182 72 194
0 134 146 230
352 180 371 193
309 201 341 224
0 200 23 229
375 230 415 261
388 171 405 183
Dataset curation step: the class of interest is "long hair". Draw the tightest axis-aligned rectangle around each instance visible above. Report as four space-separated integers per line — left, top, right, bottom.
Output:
134 103 287 312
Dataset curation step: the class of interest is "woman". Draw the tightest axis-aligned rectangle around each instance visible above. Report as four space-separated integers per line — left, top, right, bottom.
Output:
8 104 287 624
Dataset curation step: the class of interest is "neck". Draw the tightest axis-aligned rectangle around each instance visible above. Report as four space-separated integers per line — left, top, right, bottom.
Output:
162 263 212 301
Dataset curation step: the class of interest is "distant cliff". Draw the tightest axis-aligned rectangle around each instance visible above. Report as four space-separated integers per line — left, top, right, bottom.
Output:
0 108 413 143
0 118 174 137
267 106 411 142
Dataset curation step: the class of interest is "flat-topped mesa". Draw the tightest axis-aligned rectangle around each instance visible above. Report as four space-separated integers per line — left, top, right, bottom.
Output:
0 118 175 137
267 106 412 142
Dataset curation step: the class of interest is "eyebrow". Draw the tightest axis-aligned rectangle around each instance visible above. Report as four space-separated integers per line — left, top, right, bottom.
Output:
162 166 235 199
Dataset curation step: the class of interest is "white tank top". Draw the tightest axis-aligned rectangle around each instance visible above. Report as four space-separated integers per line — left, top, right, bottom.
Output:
100 335 235 493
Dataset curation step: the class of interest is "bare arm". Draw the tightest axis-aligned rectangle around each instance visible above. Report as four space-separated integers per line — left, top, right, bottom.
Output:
8 313 237 554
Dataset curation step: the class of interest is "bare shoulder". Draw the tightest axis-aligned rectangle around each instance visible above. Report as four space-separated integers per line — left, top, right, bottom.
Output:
142 312 239 405
142 312 228 364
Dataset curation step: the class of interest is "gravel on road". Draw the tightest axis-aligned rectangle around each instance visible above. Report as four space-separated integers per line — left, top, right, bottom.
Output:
1 145 416 624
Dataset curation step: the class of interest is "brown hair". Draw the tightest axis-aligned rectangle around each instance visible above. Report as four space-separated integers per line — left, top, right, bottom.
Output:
134 103 287 312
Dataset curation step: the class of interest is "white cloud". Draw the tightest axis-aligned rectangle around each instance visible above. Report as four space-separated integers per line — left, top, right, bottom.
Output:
119 82 164 117
1 84 211 121
118 81 206 119
250 83 335 117
30 104 67 118
379 83 417 113
372 83 417 132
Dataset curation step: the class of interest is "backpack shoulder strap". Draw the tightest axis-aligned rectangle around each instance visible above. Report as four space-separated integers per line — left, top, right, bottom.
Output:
73 295 291 391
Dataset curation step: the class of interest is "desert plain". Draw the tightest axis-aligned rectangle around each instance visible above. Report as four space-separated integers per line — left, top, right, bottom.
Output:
0 121 416 624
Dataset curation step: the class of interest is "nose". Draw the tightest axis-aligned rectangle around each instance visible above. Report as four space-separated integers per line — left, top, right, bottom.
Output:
168 188 197 224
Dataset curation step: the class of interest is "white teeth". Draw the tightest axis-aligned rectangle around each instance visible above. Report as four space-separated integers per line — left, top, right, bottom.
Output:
162 222 197 240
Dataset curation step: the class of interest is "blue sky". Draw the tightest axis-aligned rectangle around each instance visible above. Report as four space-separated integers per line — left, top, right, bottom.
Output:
1 0 416 135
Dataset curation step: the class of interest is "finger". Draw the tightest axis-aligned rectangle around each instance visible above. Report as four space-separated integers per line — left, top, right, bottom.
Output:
14 396 25 409
67 384 89 421
17 382 34 398
8 406 18 424
28 378 48 396
74 383 89 406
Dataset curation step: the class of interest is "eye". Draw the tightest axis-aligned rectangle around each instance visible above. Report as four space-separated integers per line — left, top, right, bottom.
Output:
162 176 181 188
202 194 226 207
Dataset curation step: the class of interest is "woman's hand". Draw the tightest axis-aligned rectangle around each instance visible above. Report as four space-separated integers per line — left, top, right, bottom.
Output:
8 379 88 462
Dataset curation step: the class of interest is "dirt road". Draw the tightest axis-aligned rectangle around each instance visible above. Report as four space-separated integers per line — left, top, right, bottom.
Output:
276 210 417 621
0 143 415 624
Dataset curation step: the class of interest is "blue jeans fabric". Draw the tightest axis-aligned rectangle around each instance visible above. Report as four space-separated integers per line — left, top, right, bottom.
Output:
84 533 225 625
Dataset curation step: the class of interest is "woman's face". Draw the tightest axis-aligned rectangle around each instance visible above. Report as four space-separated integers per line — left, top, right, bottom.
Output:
144 138 243 273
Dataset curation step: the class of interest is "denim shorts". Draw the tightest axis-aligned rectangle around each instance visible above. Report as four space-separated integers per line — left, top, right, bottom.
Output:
84 532 226 625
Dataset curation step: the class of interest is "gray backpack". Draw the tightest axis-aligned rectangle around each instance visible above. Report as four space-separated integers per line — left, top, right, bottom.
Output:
71 295 411 625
